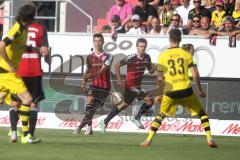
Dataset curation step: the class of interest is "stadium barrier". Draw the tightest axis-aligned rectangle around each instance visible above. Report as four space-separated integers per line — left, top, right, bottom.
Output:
43 33 240 78
0 111 240 136
0 33 239 136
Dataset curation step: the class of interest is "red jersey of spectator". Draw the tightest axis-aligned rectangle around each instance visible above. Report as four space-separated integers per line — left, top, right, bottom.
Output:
87 52 112 90
120 53 152 90
18 22 49 77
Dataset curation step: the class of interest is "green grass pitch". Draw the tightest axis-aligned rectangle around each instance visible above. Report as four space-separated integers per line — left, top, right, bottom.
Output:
0 128 240 160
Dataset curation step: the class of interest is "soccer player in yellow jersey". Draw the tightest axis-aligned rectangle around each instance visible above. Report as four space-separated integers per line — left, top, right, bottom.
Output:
0 4 40 144
140 28 217 148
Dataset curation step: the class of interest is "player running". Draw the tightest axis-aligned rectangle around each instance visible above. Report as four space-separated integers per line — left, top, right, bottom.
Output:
7 19 49 143
140 29 217 148
0 4 40 144
73 33 112 135
100 38 156 132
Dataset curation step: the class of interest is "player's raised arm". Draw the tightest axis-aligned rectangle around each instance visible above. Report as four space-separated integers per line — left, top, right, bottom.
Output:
190 65 206 97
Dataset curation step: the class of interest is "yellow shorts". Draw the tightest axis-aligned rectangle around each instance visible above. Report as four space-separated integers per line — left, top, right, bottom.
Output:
160 93 203 117
0 73 27 95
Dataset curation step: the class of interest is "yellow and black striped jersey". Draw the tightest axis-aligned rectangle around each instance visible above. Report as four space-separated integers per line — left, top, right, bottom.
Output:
0 22 27 72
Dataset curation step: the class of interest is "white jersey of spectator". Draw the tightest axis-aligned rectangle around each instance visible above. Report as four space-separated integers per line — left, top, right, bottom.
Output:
126 27 146 34
175 3 194 26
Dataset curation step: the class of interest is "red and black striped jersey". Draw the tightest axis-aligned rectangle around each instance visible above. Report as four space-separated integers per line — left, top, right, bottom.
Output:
18 22 48 77
120 53 152 89
87 52 112 90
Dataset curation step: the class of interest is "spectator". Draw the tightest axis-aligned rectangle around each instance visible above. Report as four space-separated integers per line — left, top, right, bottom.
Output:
167 14 185 34
232 0 240 27
148 17 161 34
191 15 201 29
211 0 226 28
171 0 181 8
200 16 212 30
107 0 133 26
126 14 147 34
211 15 240 40
187 0 211 28
204 0 216 13
159 0 176 27
188 16 211 36
133 0 159 26
175 0 194 26
217 16 240 33
224 0 235 16
110 15 126 33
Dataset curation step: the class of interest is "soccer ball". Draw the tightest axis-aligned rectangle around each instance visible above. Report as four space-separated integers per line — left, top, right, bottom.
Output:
110 92 123 105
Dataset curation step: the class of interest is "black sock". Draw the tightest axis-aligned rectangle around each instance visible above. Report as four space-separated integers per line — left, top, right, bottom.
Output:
9 109 19 131
135 103 152 120
104 107 121 126
78 104 96 130
87 105 97 126
29 109 38 136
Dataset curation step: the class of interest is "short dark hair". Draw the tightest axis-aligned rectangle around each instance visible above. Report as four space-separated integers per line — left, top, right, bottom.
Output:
16 4 36 24
192 15 201 20
172 14 181 20
136 38 147 46
93 33 104 41
182 43 194 51
169 28 182 43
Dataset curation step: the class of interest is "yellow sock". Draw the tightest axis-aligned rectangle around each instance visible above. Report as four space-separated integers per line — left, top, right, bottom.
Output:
146 115 164 142
205 130 212 142
200 115 212 142
146 130 156 142
19 104 31 133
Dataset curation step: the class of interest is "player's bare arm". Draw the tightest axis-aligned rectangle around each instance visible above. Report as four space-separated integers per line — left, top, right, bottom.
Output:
148 64 157 74
82 67 91 94
191 66 206 97
114 61 124 87
0 41 15 72
155 71 165 103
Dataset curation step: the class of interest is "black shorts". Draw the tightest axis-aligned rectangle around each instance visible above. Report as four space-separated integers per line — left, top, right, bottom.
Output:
123 87 148 105
22 76 45 104
87 86 110 106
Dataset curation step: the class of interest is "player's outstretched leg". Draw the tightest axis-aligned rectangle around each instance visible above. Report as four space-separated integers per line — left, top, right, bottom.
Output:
198 110 217 148
85 101 99 135
100 106 122 133
73 104 96 135
132 96 154 129
140 113 165 146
